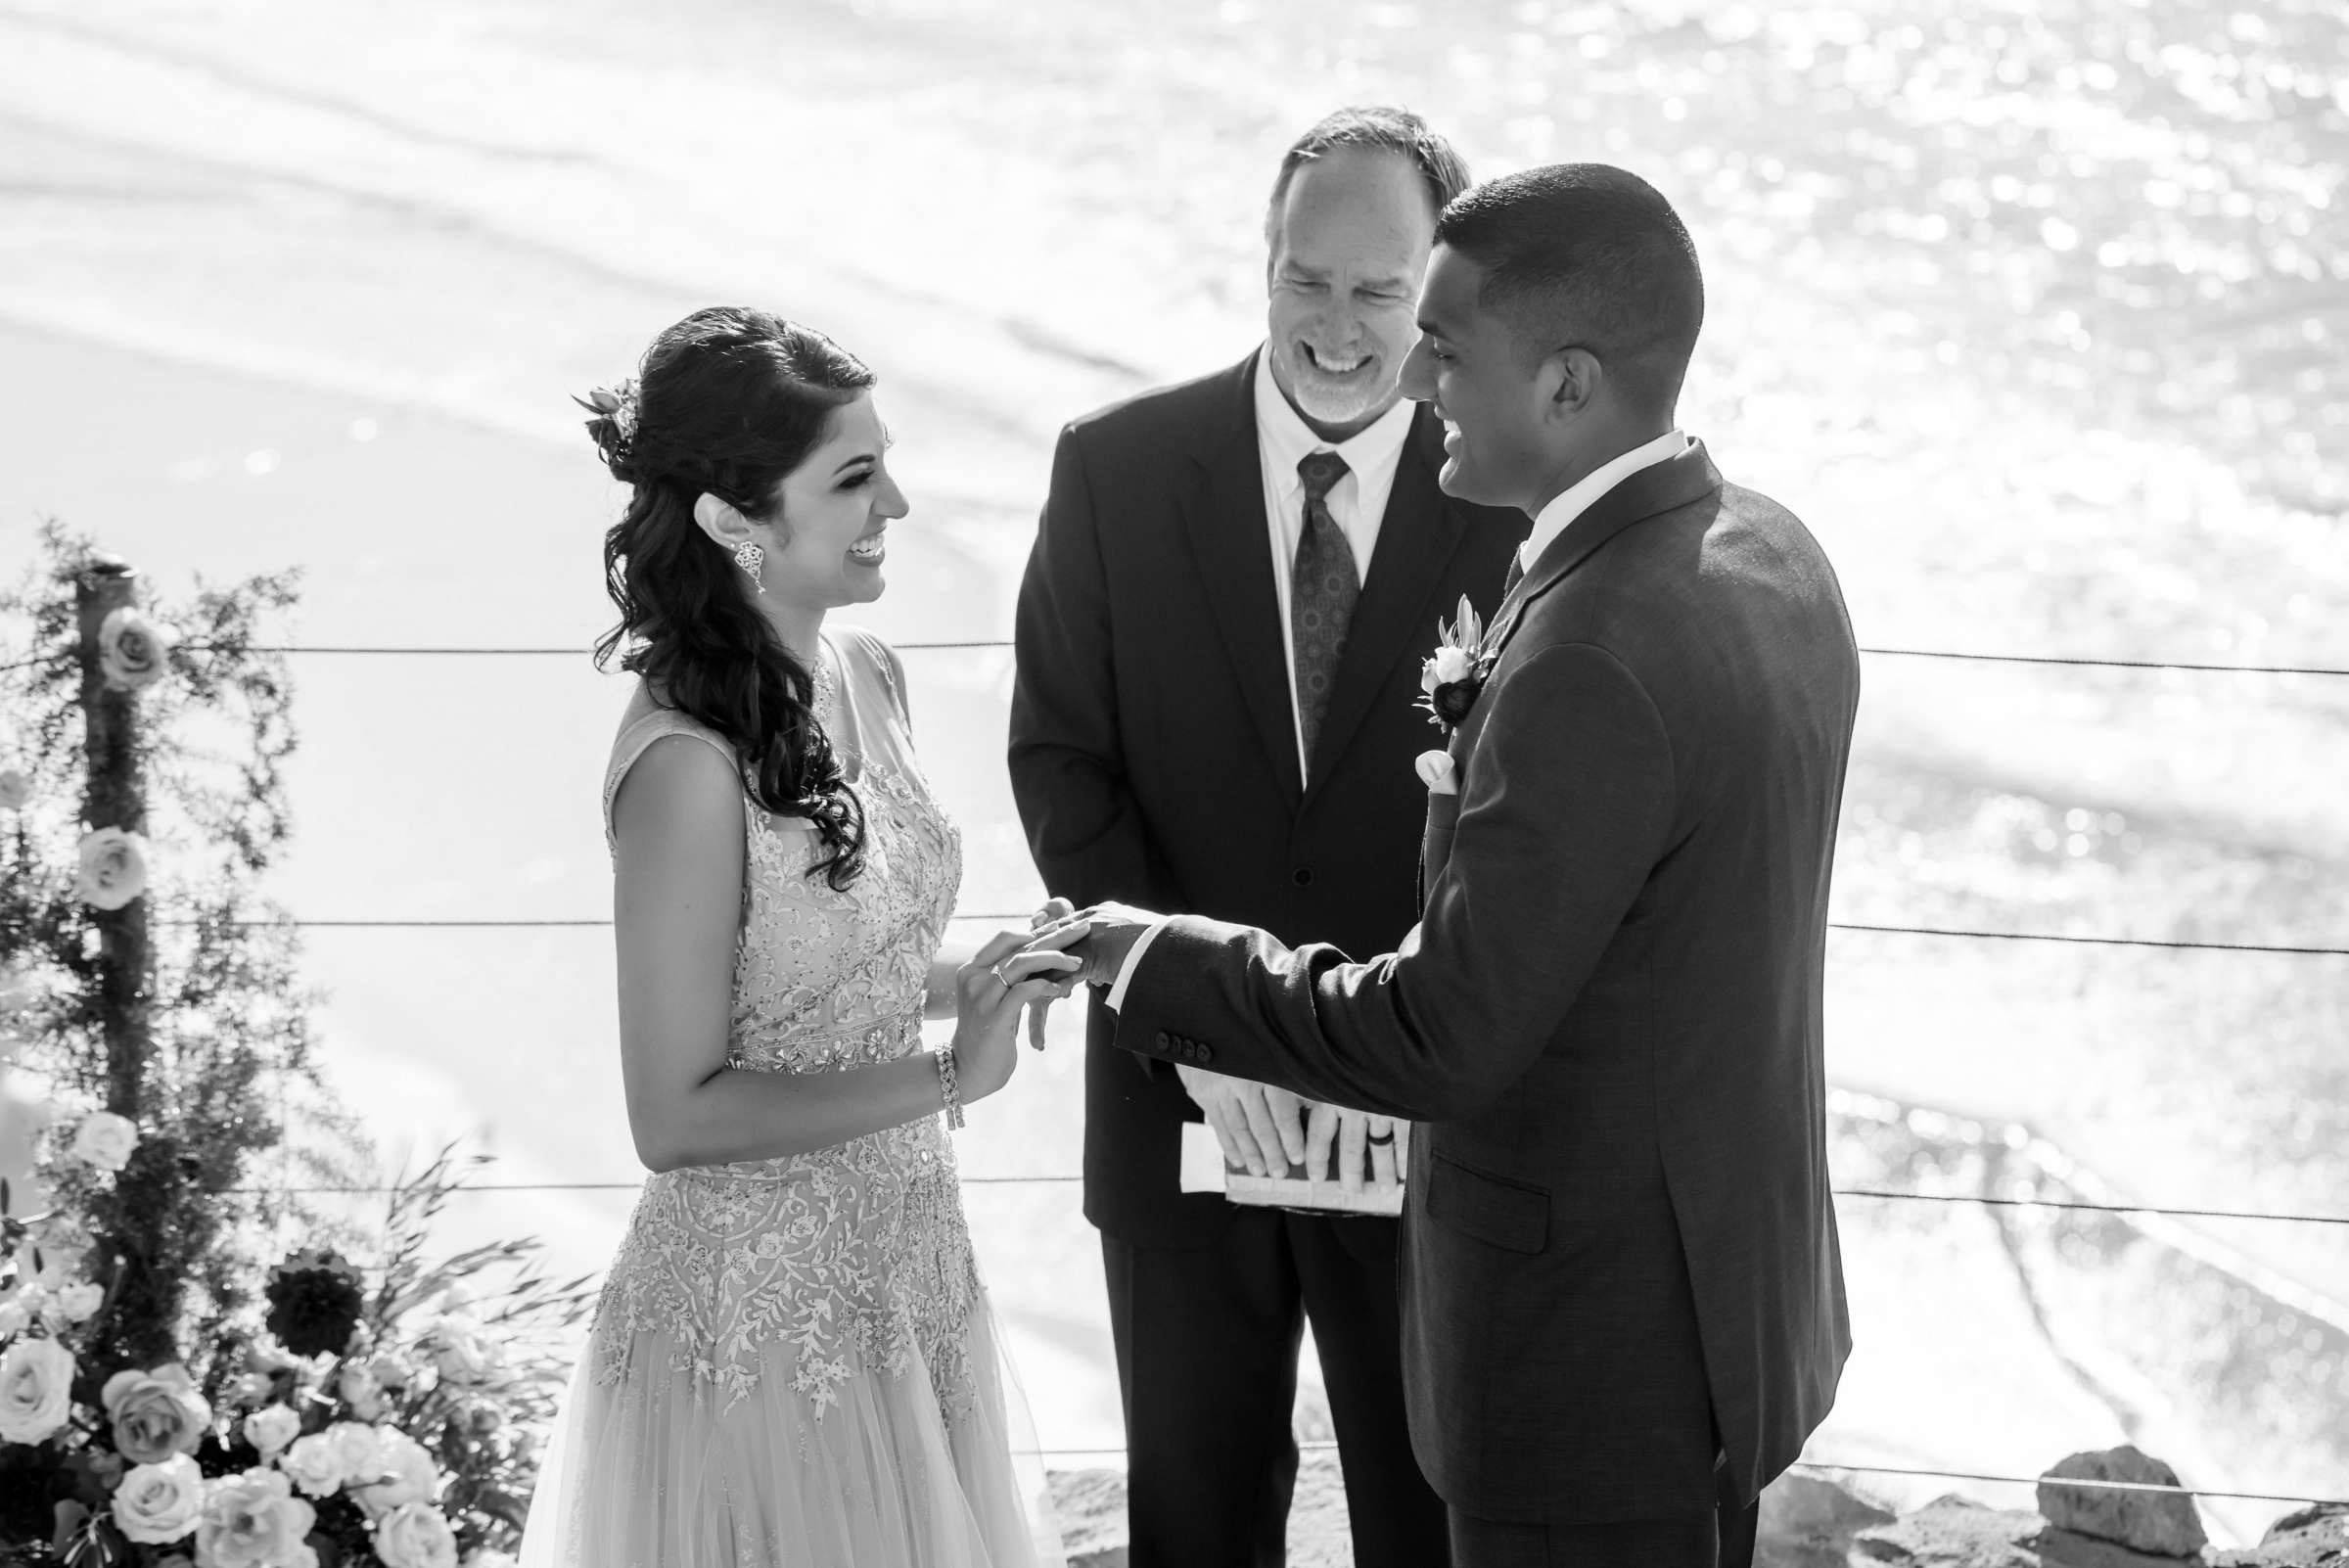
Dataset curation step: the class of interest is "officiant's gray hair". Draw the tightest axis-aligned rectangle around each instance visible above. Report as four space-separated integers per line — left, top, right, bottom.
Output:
1266 107 1470 234
1434 163 1705 418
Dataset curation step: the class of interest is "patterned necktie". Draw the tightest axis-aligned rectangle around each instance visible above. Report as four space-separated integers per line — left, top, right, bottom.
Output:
1291 449 1359 776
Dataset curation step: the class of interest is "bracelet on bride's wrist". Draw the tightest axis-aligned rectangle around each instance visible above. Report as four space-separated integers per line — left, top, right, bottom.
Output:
934 1046 966 1131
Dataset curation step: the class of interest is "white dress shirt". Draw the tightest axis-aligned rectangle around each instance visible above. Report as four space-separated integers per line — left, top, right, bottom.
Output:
1516 428 1694 575
1107 424 1699 1014
1253 346 1417 778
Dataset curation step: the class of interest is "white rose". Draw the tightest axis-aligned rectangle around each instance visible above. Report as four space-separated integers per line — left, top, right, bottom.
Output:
195 1467 315 1568
69 1109 140 1172
1415 750 1459 796
243 1404 301 1457
1423 644 1474 694
324 1418 385 1484
98 607 176 693
0 768 26 812
113 1453 206 1545
0 1335 76 1443
56 1281 104 1323
276 1431 345 1498
337 1359 387 1420
373 1500 459 1568
74 828 151 912
423 1315 500 1388
367 1352 415 1392
349 1427 439 1523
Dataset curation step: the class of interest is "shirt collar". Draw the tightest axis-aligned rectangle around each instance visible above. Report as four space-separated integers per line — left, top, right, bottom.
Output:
1253 345 1417 495
1520 428 1695 570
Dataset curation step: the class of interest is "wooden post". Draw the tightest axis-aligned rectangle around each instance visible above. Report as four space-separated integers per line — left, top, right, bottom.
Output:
74 555 178 1367
76 556 152 1123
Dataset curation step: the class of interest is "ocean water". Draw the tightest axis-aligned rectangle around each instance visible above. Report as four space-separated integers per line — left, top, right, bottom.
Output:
1 0 2344 1544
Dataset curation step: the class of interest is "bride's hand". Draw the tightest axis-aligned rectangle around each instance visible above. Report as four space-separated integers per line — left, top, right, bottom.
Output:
1024 898 1079 1049
951 925 1087 1101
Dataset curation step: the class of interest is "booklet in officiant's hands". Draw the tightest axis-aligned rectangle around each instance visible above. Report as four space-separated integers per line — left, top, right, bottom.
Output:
1178 1122 1405 1217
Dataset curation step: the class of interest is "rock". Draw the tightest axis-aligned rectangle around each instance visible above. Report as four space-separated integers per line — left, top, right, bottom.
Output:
1758 1472 1897 1567
1046 1468 1128 1568
1854 1495 2210 1566
2038 1448 2209 1559
2212 1502 2349 1567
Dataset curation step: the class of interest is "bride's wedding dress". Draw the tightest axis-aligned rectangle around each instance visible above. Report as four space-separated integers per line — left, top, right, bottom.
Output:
521 628 1061 1567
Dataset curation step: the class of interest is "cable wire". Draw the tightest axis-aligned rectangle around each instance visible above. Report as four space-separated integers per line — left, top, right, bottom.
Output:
205 913 2349 956
252 1175 2349 1228
1014 1446 2349 1506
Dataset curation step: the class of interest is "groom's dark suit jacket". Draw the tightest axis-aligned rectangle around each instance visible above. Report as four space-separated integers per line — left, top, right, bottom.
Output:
1009 351 1525 1246
1114 441 1860 1522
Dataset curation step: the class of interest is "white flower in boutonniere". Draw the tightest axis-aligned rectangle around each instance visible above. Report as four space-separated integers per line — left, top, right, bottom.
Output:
1415 751 1458 796
74 826 150 910
1417 595 1497 736
97 607 176 693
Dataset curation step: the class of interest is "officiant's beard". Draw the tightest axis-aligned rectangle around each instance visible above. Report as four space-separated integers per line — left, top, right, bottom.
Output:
1274 339 1402 430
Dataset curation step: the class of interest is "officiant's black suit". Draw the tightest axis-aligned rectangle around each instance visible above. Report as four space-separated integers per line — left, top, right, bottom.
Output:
1010 350 1525 1566
1111 441 1860 1561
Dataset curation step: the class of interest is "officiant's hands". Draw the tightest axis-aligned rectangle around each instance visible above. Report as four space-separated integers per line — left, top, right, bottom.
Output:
1178 1070 1405 1193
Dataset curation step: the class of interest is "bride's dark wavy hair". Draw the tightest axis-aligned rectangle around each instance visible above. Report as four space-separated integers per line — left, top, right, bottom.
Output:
587 305 875 889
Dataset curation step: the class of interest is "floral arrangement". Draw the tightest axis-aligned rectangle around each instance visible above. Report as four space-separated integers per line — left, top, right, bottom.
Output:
0 1145 589 1568
0 532 590 1566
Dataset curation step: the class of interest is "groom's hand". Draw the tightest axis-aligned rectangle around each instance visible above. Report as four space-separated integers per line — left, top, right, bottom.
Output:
1022 901 1160 989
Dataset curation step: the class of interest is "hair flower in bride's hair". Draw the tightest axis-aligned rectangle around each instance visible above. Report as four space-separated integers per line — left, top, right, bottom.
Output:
1417 595 1497 737
572 378 640 448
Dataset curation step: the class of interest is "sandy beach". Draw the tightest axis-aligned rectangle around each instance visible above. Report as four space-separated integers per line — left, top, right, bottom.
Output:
2 0 2344 1545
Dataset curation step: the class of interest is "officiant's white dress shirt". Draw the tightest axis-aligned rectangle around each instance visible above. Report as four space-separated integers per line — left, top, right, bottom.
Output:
1105 423 1695 1012
1253 346 1416 778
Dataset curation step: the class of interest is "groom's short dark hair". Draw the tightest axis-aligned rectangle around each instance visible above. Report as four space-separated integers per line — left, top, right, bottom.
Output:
1435 163 1704 418
1267 107 1470 231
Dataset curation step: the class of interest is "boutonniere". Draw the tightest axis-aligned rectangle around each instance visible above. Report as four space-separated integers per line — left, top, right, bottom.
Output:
1417 595 1496 738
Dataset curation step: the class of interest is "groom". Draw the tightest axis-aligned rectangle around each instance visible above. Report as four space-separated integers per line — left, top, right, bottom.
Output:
1033 164 1860 1568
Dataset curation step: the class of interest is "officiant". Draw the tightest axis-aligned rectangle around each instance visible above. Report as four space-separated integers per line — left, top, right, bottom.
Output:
1009 108 1526 1568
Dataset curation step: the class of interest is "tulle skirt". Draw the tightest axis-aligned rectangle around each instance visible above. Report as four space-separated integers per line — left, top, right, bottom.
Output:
519 1299 1064 1568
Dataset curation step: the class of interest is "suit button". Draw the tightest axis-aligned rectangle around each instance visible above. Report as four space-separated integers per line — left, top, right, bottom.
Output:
1195 1044 1215 1065
1291 866 1313 887
1153 1031 1169 1050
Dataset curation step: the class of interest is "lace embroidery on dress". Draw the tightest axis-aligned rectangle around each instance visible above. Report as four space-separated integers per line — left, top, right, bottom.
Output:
588 629 975 1417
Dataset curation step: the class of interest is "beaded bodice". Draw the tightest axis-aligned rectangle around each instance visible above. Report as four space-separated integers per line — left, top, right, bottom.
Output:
587 628 975 1415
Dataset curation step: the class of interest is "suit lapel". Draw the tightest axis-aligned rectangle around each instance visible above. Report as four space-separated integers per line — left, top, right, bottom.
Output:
1485 440 1725 660
1300 408 1468 811
1177 351 1304 805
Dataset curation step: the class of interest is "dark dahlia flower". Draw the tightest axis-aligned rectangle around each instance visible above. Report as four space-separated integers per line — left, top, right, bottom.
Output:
263 1248 366 1359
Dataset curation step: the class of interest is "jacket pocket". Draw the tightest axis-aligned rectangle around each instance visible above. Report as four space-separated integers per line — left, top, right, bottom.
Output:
1425 1153 1549 1254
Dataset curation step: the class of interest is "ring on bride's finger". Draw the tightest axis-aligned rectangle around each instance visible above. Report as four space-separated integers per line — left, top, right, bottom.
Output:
992 961 1015 989
1365 1130 1396 1146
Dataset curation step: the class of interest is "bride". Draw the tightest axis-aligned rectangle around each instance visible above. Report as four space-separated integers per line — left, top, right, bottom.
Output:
521 306 1076 1566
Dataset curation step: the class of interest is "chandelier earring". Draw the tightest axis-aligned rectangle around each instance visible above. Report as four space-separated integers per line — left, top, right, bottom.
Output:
732 539 767 595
